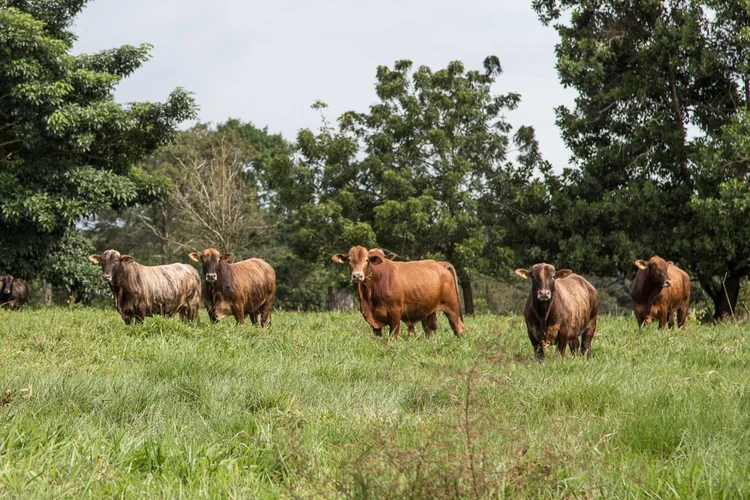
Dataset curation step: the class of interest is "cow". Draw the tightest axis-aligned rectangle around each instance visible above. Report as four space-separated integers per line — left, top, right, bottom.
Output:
88 250 201 324
381 251 462 337
515 263 598 360
189 248 276 326
332 246 464 339
0 275 28 310
631 255 690 329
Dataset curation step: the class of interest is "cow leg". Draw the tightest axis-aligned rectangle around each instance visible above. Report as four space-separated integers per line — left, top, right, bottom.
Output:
421 313 439 339
528 329 545 360
657 308 668 329
233 306 246 325
634 309 647 328
444 310 465 338
260 294 274 328
557 340 568 358
581 318 596 357
248 311 258 325
388 312 402 340
568 337 580 355
667 310 675 329
677 305 688 330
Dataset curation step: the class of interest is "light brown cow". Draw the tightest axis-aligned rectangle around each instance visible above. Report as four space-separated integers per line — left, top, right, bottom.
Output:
332 246 464 339
631 255 690 329
88 250 201 324
516 263 598 360
189 248 276 326
381 251 462 337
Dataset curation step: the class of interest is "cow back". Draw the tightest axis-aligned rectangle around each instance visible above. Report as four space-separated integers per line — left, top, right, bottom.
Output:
527 273 597 332
223 258 276 302
116 262 200 314
370 259 456 317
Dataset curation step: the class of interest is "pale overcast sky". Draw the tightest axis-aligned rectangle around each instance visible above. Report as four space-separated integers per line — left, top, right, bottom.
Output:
73 0 576 168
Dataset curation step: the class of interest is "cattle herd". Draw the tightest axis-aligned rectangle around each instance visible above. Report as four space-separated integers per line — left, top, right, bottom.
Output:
0 246 692 359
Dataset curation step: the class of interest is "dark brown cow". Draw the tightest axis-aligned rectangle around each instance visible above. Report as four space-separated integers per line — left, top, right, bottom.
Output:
189 248 276 326
0 275 28 310
332 246 464 339
631 255 690 329
516 263 598 360
88 250 201 324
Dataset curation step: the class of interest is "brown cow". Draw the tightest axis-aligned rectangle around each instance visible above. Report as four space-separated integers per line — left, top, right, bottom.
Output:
631 256 690 329
516 263 598 360
332 246 464 339
381 251 462 337
0 275 28 310
189 248 276 326
88 250 201 324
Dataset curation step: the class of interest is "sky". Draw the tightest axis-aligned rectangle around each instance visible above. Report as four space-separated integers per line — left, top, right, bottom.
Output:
72 0 577 169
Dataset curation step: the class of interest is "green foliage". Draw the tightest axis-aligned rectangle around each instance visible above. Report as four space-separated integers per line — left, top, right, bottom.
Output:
0 1 196 291
86 120 287 266
265 59 542 310
1 309 750 495
532 0 750 317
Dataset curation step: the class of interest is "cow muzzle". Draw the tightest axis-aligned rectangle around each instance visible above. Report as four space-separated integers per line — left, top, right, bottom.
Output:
663 280 673 288
351 271 365 282
536 290 552 301
102 274 112 282
2 288 11 295
206 273 217 282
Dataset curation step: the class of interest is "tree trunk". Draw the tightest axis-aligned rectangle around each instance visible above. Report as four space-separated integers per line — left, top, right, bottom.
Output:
461 279 474 316
41 279 53 306
699 271 744 321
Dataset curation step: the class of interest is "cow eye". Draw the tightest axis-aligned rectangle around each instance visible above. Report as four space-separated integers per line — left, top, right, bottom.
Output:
365 258 369 263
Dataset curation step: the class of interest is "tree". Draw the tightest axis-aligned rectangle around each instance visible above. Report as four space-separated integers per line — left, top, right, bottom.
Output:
266 60 540 314
0 1 196 294
532 0 749 319
86 120 285 264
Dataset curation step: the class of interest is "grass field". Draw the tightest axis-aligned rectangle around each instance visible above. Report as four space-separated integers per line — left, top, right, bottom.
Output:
0 308 748 498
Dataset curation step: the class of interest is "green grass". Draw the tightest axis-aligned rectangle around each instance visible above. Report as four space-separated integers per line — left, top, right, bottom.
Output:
0 308 749 497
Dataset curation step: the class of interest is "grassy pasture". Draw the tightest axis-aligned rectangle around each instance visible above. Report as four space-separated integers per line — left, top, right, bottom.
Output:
0 308 748 497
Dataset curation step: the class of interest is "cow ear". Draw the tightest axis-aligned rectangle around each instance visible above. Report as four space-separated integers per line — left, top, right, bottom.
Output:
385 252 398 260
88 254 100 264
667 261 674 266
188 252 201 262
555 269 573 279
221 253 233 262
515 269 530 279
634 260 648 270
369 254 383 265
331 254 348 264
120 255 134 263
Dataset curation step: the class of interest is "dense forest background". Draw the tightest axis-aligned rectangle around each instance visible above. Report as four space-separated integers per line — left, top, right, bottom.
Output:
2 0 749 320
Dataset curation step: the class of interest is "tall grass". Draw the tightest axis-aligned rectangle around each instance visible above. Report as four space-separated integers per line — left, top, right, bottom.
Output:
0 308 747 497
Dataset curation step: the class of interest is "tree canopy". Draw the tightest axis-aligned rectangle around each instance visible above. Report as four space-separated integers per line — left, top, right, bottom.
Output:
532 0 750 318
0 0 196 298
265 58 543 313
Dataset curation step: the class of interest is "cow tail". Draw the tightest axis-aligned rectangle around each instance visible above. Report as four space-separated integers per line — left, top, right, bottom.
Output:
448 264 463 320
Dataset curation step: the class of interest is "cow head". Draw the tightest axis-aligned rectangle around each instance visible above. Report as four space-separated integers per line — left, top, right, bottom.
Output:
189 248 233 283
515 263 572 302
88 249 133 282
634 256 673 288
332 246 386 283
1 275 14 295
